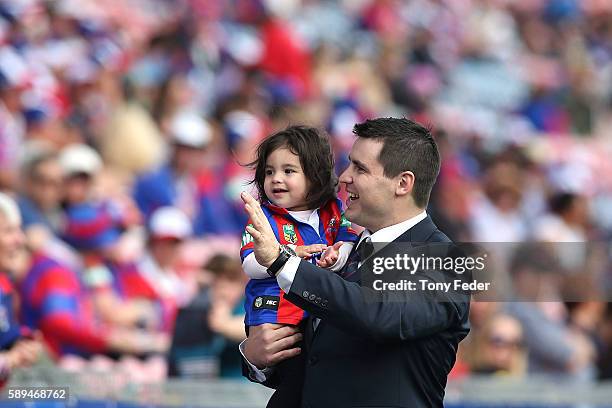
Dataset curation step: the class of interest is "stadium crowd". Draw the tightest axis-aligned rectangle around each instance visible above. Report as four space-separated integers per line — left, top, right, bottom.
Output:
0 0 611 386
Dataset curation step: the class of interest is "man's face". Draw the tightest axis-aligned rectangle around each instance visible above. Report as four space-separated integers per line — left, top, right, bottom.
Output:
0 213 25 272
338 138 397 232
28 159 63 211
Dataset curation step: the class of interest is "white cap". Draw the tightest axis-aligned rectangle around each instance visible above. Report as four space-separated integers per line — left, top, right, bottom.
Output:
59 144 103 176
170 110 212 149
149 206 192 240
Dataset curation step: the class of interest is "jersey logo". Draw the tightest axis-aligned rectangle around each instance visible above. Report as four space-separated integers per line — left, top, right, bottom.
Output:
253 296 280 311
340 214 351 227
283 224 298 244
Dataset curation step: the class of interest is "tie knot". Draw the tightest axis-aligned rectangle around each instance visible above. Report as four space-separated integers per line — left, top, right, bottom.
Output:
357 237 374 261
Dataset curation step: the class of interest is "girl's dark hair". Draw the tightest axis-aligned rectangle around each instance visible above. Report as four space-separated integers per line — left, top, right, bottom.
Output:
247 125 337 209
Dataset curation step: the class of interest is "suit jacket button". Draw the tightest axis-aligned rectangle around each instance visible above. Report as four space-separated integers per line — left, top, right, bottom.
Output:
302 291 309 299
308 356 319 365
309 294 316 301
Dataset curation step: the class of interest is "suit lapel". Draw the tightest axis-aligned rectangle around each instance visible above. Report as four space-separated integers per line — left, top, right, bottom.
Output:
307 217 439 346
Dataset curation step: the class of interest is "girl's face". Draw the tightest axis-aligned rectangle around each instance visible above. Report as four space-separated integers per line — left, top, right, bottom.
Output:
264 147 309 210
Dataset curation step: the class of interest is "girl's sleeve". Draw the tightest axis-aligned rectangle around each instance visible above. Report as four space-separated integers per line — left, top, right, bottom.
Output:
241 218 271 279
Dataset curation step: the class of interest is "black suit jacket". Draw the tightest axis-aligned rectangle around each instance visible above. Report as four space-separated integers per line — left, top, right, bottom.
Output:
245 216 470 408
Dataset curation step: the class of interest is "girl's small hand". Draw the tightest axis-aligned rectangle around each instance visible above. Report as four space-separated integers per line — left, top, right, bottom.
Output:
317 241 343 268
295 244 328 259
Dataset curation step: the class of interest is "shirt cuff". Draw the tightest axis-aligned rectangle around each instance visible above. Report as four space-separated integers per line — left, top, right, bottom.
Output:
276 256 301 293
238 339 274 383
328 242 354 272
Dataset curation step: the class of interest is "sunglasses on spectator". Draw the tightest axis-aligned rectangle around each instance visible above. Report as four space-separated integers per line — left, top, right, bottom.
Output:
32 174 63 187
488 335 524 350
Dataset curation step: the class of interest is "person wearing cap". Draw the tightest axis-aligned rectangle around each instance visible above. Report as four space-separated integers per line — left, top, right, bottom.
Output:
59 143 104 207
133 109 241 237
137 206 195 331
60 200 167 335
0 191 168 360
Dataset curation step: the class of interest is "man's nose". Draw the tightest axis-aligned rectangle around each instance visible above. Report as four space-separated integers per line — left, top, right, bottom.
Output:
338 168 351 184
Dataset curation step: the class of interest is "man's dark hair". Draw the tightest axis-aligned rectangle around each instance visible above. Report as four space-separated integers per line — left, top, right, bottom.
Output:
353 118 440 208
248 125 337 209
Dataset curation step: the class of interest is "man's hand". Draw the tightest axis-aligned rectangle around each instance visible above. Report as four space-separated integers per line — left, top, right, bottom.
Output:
317 241 343 268
241 192 282 267
244 324 302 369
295 244 327 259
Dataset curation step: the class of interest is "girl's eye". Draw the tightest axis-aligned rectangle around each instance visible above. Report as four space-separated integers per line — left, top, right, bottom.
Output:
284 169 295 174
265 170 273 176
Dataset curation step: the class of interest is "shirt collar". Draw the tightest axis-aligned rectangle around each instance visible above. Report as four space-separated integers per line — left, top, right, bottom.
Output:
358 211 428 246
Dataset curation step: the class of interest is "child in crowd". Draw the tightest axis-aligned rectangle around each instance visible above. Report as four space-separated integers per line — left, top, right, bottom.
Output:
240 126 358 408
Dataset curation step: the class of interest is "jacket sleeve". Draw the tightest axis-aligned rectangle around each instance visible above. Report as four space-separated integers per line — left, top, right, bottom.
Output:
284 256 470 343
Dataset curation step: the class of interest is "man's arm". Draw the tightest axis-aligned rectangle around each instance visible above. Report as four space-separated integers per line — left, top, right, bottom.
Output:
240 191 468 344
285 259 469 342
239 324 303 387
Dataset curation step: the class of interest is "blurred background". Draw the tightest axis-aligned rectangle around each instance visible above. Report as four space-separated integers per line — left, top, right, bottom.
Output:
0 0 611 406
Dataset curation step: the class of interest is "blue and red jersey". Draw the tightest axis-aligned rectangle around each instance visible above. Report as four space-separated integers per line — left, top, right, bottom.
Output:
85 260 177 333
133 164 243 236
0 274 21 350
241 198 358 326
19 254 109 357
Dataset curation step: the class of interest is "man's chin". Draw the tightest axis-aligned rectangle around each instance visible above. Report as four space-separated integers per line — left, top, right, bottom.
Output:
344 207 360 224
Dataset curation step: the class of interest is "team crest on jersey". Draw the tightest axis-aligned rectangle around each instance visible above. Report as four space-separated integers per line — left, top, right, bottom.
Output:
326 217 339 234
340 214 351 227
254 297 263 308
329 217 337 228
242 224 254 247
283 224 298 244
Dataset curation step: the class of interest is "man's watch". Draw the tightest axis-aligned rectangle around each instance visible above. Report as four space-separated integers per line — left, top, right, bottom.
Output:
267 244 296 278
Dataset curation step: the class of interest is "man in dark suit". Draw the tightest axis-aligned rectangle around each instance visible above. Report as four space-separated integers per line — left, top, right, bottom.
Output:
240 118 471 407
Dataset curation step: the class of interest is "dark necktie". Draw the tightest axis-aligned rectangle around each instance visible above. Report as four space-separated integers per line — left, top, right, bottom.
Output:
340 237 374 279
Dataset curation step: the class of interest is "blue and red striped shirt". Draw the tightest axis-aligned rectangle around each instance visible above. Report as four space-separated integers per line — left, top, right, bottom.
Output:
241 198 358 325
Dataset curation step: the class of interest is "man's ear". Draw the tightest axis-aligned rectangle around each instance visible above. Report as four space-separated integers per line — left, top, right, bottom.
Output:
396 171 415 196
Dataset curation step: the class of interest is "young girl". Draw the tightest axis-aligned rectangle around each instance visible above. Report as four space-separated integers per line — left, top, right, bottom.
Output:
240 125 358 407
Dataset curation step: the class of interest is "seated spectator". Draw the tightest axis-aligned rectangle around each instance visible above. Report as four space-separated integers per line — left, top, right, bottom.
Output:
505 244 596 381
168 254 246 379
0 192 44 384
138 206 196 330
470 314 526 377
61 201 166 332
0 188 166 360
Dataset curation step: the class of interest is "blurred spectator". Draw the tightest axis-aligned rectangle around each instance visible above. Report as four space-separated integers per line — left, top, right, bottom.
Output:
534 192 590 242
139 206 195 320
469 161 529 242
470 313 526 377
133 109 242 236
0 192 43 385
17 145 63 235
168 254 246 379
505 244 596 381
61 201 165 332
